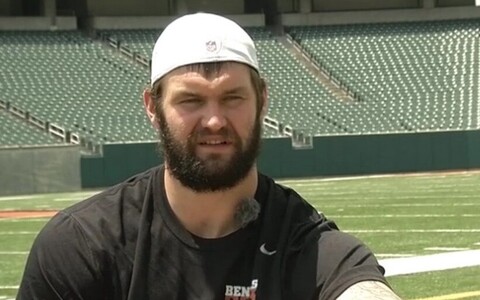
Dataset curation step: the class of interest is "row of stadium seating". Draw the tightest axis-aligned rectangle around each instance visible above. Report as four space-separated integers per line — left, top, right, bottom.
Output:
101 29 158 59
0 31 156 143
0 109 61 146
1 18 479 148
287 18 480 132
0 29 290 146
99 27 347 135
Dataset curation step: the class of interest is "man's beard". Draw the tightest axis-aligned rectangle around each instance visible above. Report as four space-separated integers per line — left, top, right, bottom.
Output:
156 111 262 192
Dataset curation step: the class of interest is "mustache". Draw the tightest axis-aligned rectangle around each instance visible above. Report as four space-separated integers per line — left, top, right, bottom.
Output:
189 126 235 142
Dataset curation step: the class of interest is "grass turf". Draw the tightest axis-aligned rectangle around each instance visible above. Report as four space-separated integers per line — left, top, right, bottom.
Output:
0 171 479 299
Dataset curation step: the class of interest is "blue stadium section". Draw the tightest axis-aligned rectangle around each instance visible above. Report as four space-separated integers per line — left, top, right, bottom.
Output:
287 19 480 133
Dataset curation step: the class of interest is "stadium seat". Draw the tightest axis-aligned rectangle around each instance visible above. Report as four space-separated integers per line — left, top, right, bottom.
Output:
287 19 480 133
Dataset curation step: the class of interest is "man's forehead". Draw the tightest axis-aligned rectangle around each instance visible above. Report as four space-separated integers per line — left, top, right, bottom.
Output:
169 62 249 77
164 63 253 89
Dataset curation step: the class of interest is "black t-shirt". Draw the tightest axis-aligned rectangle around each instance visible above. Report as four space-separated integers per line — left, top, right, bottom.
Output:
18 166 387 300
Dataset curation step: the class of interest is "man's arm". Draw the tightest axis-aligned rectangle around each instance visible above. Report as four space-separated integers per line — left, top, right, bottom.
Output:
336 281 402 299
18 212 105 300
311 230 400 299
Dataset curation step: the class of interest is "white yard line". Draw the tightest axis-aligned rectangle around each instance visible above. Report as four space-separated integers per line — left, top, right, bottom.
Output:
0 192 98 202
318 203 480 208
53 198 85 202
0 251 28 255
0 286 18 289
414 290 480 300
279 169 480 184
376 253 416 258
0 196 36 201
345 229 480 233
424 247 470 252
0 218 50 222
299 188 478 195
53 195 95 202
329 214 480 218
380 249 480 277
0 231 38 235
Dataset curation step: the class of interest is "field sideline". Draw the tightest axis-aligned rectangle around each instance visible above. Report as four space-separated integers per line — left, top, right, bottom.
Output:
0 171 479 299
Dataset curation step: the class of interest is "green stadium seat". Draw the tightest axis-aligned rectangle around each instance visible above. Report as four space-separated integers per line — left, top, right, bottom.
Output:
287 18 480 133
0 110 63 146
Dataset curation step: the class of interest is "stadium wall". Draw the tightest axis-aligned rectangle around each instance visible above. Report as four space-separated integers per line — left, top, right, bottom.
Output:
86 0 171 16
281 6 480 25
0 16 76 30
0 145 81 196
0 0 22 15
183 0 244 14
81 142 162 188
88 14 265 29
81 130 480 188
438 0 474 6
85 0 245 16
278 0 474 14
258 131 480 177
311 0 419 11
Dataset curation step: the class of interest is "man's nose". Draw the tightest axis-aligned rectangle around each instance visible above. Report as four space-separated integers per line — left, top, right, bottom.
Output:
201 103 227 131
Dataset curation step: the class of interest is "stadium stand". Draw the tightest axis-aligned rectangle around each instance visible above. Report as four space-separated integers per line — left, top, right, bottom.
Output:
287 19 480 133
100 29 159 58
249 27 344 135
104 22 480 137
0 29 289 147
3 18 479 149
0 109 62 146
98 28 298 137
0 30 155 145
100 27 347 138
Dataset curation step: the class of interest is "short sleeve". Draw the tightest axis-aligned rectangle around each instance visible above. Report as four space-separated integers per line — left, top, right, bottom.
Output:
316 230 388 300
17 212 105 300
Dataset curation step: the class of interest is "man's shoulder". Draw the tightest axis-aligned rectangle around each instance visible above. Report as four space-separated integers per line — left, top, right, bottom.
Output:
36 166 162 256
256 173 337 251
55 165 161 233
258 173 323 223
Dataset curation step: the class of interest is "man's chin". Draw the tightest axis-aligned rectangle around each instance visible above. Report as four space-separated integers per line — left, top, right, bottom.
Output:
199 158 233 174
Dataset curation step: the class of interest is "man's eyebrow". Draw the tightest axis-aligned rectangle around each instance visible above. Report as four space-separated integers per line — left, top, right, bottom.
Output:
170 86 249 99
171 90 203 99
223 86 249 95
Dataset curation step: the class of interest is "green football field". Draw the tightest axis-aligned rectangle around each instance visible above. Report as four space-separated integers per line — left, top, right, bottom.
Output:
0 171 479 299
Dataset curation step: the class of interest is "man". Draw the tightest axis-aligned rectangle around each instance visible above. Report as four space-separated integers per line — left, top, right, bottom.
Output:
18 13 401 299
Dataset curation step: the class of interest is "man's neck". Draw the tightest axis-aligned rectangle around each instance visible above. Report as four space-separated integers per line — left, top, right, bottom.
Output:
164 167 258 239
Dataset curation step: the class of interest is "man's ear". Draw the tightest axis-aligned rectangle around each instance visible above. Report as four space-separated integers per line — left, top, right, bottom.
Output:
143 89 159 130
260 85 269 120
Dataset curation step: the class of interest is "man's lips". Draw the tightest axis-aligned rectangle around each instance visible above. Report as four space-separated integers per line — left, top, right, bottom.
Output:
198 140 230 145
196 137 234 153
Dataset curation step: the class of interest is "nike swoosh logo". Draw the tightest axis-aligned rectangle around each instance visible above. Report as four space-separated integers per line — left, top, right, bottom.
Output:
260 243 277 255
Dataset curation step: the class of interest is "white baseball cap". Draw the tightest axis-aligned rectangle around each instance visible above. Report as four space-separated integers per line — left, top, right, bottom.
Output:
150 13 259 85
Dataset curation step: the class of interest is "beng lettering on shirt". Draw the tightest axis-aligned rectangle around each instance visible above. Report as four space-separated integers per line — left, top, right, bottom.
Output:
224 279 258 300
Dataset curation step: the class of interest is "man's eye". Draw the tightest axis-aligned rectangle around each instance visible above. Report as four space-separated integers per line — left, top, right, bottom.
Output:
180 99 201 105
224 95 243 103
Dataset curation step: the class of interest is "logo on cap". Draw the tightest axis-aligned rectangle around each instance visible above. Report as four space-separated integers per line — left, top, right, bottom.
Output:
205 40 221 52
206 40 218 52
